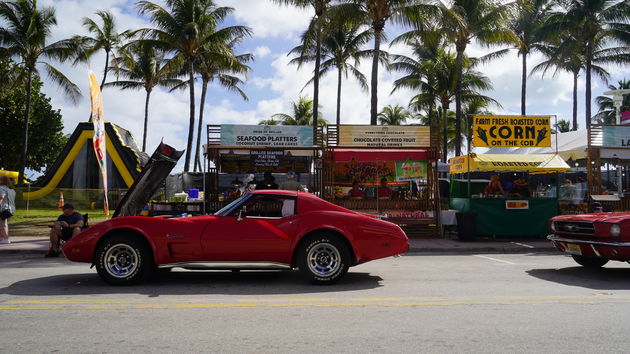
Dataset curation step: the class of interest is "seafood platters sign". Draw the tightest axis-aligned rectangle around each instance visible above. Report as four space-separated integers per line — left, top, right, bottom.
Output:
473 116 551 148
338 125 431 147
221 125 314 147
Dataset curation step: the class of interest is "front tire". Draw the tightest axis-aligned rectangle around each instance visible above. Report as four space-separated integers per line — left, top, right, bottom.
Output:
572 255 608 268
297 234 350 284
95 235 153 285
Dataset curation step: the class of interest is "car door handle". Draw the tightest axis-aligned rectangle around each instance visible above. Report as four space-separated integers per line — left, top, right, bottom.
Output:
166 234 187 238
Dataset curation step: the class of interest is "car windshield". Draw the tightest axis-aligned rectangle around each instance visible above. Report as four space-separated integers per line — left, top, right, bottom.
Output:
213 194 250 216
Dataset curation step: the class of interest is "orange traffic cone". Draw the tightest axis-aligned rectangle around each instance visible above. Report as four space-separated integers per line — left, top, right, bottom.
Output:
57 192 65 208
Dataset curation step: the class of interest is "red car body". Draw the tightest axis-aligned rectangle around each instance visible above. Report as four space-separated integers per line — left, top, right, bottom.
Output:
548 212 630 266
63 190 409 284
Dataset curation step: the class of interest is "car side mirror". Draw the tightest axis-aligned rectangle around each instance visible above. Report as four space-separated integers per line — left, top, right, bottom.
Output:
237 207 247 221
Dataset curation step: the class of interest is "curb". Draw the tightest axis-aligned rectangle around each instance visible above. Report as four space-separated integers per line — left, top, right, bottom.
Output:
407 246 560 255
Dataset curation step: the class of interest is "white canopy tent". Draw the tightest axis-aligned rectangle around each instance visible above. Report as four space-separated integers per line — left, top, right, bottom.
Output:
486 130 587 160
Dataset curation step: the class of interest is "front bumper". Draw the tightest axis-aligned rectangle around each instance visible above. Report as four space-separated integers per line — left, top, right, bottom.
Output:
548 234 630 260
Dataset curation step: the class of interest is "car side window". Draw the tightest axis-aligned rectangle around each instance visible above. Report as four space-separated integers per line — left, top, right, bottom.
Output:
231 195 296 218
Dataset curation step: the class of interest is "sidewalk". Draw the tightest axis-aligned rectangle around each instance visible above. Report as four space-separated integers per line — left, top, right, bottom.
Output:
0 236 559 256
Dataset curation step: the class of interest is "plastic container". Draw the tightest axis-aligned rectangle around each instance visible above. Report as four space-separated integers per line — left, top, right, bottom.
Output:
456 212 477 241
188 189 199 199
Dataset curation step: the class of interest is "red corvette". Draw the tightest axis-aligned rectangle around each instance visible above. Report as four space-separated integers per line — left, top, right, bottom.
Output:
62 190 409 285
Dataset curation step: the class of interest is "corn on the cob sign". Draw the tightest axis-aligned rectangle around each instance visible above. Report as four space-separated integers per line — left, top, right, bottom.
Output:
472 116 551 148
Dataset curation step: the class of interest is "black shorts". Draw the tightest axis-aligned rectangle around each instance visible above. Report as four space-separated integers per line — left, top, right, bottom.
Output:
60 228 74 241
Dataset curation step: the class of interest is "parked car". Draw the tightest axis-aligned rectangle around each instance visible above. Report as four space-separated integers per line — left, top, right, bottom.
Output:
548 212 630 268
62 190 409 285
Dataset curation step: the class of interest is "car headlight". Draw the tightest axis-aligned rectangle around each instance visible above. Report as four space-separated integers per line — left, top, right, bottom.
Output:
550 221 556 232
610 224 621 237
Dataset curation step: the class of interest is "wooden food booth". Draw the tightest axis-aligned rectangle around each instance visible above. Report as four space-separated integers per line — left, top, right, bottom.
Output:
205 124 323 211
587 124 630 211
323 125 440 237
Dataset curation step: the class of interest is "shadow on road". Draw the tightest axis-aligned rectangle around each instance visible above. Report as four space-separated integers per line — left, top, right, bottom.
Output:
0 269 383 297
527 265 630 290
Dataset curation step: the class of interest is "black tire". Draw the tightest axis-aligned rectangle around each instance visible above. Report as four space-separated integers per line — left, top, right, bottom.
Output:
297 234 350 284
572 255 608 268
95 235 154 285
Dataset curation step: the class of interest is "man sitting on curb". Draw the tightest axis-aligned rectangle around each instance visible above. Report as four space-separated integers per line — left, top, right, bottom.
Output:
45 203 84 258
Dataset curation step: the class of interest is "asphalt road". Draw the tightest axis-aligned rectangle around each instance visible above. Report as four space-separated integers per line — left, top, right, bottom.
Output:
1 252 630 353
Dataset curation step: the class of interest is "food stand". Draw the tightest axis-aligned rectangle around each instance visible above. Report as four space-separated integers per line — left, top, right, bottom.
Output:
323 125 440 237
449 153 571 236
205 124 323 212
449 115 571 237
587 124 630 211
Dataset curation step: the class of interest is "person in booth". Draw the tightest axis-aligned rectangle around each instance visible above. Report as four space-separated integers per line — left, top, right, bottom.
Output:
348 181 364 199
377 178 393 199
484 175 505 196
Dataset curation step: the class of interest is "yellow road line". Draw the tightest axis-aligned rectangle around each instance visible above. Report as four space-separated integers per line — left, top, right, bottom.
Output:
1 295 630 311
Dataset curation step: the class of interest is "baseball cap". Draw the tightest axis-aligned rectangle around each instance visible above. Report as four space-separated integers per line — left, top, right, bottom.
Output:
61 203 75 210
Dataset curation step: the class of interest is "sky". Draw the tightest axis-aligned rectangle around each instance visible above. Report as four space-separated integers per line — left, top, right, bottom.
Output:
22 0 630 174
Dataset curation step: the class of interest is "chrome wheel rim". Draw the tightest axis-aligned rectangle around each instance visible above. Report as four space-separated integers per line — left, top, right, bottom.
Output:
307 242 341 277
104 244 139 278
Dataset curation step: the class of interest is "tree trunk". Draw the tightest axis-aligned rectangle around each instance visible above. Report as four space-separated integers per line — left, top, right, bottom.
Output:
572 71 578 131
336 66 342 126
585 40 592 128
100 49 110 90
17 68 34 186
521 52 527 116
194 79 209 173
312 22 322 142
454 47 465 157
142 89 152 152
370 28 382 125
442 104 448 163
183 61 196 172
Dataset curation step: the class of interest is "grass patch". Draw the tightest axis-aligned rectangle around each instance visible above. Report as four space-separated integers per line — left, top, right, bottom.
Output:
10 208 113 226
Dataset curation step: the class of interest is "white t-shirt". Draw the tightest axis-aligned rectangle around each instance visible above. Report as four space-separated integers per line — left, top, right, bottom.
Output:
0 185 16 214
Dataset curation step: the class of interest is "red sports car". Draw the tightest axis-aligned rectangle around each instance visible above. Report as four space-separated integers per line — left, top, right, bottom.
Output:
548 212 630 268
62 190 409 285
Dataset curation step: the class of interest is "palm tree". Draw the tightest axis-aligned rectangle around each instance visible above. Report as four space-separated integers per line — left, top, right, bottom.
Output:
511 0 553 115
74 10 129 90
594 79 630 124
532 32 610 131
193 49 252 172
104 43 183 152
272 0 334 141
554 119 571 133
378 104 412 125
137 0 252 172
258 118 281 125
440 0 516 156
391 43 498 162
549 0 630 128
290 22 372 125
272 97 328 126
334 0 444 125
0 0 82 185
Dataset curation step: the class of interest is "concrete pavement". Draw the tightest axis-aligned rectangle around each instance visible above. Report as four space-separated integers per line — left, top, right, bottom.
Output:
0 235 559 255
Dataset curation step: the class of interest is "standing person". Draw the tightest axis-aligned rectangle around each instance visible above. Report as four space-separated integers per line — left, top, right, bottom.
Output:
0 176 16 244
279 171 304 191
256 171 278 190
377 178 393 199
45 203 84 257
347 181 364 199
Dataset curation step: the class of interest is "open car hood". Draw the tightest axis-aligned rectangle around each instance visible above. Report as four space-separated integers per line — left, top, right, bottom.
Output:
113 142 184 217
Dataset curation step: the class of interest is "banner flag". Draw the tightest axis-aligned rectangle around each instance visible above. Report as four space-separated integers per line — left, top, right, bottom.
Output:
89 72 109 216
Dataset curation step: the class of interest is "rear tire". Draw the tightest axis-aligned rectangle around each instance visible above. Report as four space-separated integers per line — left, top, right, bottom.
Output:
297 234 350 284
95 235 153 285
572 255 608 268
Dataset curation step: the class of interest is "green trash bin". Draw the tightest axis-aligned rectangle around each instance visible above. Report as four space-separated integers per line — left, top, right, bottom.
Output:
456 212 477 241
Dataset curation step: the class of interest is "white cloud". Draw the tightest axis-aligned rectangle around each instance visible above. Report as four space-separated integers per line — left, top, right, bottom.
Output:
219 0 311 39
254 46 271 58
